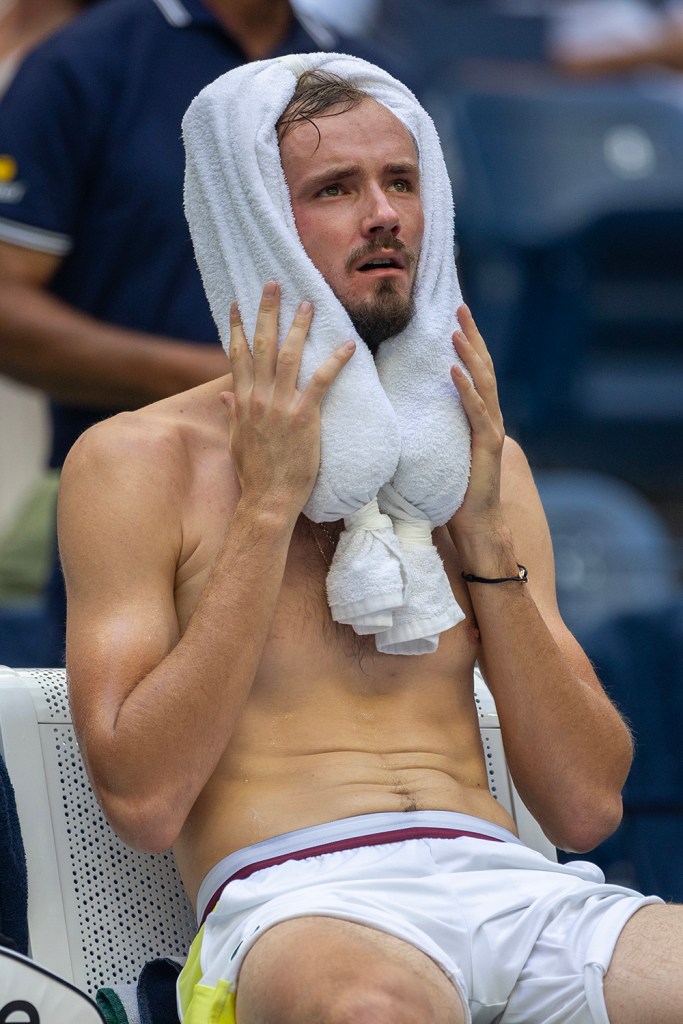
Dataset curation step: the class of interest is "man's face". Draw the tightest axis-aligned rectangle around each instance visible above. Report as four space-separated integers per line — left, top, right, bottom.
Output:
280 97 424 353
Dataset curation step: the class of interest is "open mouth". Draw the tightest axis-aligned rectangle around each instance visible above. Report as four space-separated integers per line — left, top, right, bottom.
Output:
357 255 404 272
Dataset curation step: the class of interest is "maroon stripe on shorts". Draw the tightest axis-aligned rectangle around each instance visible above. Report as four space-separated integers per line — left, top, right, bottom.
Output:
200 825 503 926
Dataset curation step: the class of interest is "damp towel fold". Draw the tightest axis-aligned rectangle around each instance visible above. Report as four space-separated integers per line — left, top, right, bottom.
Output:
96 957 183 1024
182 52 471 653
97 985 139 1024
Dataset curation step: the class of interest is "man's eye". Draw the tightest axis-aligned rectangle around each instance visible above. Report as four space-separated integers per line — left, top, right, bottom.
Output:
390 179 410 193
319 184 343 197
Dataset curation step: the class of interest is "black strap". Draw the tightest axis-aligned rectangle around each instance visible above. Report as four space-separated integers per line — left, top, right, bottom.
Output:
462 564 528 584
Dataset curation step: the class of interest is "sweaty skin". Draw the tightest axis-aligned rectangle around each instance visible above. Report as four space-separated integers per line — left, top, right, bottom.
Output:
173 452 510 899
67 370 515 906
60 100 632 911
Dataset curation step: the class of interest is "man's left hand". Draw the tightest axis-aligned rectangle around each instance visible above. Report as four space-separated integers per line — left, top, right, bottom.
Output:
448 304 506 545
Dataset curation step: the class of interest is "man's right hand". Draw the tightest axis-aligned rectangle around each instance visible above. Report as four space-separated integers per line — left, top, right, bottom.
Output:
221 281 356 518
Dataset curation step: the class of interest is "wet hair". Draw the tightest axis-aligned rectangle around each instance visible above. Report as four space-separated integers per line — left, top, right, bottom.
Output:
276 69 369 145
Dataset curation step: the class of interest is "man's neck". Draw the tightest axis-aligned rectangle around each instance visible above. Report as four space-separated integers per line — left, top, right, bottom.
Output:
200 0 295 60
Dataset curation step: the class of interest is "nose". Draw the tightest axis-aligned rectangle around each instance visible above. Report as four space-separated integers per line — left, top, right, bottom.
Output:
360 184 400 238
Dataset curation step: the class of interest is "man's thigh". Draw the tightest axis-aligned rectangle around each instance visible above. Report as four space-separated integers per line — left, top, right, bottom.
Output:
603 903 683 1024
234 915 466 1024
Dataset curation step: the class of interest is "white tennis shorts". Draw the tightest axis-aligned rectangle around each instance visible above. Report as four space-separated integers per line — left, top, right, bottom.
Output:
177 811 661 1024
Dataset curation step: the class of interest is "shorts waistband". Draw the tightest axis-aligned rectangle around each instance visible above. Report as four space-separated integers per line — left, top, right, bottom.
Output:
197 810 519 926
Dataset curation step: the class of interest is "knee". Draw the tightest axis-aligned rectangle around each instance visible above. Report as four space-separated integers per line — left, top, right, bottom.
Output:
235 919 462 1024
237 967 439 1024
326 973 438 1024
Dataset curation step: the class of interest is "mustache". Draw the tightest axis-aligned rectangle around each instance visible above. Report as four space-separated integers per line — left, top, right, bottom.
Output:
345 237 417 273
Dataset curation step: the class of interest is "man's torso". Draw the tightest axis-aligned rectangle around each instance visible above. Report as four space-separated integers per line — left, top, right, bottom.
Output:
130 379 518 905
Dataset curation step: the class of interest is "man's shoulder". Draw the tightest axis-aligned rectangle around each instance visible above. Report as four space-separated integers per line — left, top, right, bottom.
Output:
60 413 179 519
63 379 230 492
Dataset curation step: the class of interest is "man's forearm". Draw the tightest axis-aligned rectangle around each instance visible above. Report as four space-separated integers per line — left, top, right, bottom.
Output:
455 522 633 852
446 307 631 853
0 280 229 405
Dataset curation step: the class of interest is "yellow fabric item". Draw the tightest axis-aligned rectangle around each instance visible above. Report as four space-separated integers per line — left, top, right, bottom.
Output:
177 924 205 1014
181 981 236 1024
178 924 237 1023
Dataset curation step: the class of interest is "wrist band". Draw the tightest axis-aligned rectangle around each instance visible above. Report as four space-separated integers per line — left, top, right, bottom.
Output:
461 564 528 584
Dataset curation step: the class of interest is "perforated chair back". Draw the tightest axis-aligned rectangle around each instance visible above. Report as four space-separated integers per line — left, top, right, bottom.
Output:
473 667 557 863
0 666 196 997
0 664 556 997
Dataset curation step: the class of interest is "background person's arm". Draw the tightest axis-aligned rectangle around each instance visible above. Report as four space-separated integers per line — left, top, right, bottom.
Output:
0 240 230 405
554 14 683 76
448 307 633 854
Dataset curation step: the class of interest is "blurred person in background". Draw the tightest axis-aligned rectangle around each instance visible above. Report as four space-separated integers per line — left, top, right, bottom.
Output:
0 0 94 95
0 0 390 665
0 0 99 645
550 0 683 76
291 0 380 38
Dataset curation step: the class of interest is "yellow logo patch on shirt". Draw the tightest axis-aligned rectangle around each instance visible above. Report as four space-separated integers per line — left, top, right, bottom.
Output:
0 155 18 181
0 154 26 201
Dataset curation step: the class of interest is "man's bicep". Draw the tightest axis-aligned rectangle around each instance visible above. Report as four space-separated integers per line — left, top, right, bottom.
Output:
59 424 182 740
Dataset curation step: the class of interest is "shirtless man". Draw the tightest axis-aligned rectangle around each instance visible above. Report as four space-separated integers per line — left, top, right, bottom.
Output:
59 67 683 1024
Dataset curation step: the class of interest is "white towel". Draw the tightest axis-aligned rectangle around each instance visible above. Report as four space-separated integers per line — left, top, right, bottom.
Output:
182 52 470 654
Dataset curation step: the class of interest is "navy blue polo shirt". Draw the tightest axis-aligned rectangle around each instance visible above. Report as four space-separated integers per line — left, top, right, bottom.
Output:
0 0 392 466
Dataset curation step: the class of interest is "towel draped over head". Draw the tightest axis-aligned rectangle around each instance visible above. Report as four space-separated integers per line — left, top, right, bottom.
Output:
182 52 471 655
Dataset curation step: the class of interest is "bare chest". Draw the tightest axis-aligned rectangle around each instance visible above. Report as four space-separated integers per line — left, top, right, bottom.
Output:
176 502 479 708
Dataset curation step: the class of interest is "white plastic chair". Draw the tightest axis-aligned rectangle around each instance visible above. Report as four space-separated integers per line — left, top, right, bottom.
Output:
0 664 556 997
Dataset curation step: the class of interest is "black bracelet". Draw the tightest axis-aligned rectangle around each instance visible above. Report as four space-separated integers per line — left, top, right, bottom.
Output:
461 564 528 585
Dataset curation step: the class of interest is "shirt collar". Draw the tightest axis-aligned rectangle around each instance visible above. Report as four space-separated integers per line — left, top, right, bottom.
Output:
150 0 339 51
150 0 194 27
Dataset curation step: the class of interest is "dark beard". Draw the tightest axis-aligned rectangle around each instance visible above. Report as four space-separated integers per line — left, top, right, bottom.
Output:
347 279 415 356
